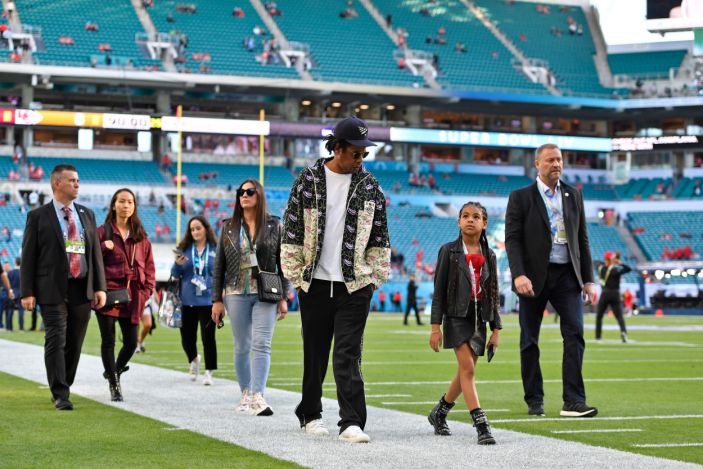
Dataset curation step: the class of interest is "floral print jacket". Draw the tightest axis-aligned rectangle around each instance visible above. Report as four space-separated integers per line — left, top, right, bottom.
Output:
281 157 391 293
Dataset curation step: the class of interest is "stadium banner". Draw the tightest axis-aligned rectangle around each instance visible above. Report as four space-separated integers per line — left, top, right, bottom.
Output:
612 135 701 151
14 109 103 128
389 127 612 152
160 116 270 135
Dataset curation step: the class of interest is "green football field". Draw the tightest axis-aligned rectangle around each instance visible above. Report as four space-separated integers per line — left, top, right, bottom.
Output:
1 312 702 466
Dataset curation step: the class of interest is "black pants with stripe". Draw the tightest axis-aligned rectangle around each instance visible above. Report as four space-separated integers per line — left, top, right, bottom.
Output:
295 279 373 433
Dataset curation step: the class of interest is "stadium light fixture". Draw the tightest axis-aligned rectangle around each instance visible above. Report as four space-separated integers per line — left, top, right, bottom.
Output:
654 270 665 280
331 102 342 108
301 100 311 106
360 104 369 110
386 104 395 110
671 269 681 277
687 268 696 275
699 270 703 278
682 272 688 278
665 273 671 279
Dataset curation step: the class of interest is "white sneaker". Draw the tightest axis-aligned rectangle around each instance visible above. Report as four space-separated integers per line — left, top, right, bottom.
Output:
338 425 370 443
304 419 329 436
203 370 213 386
249 392 273 416
236 390 251 413
189 354 201 381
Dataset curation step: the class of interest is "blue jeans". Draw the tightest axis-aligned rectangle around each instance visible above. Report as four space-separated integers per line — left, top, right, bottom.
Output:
224 294 277 394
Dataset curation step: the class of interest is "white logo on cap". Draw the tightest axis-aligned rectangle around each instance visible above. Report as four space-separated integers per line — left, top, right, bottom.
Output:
358 126 368 136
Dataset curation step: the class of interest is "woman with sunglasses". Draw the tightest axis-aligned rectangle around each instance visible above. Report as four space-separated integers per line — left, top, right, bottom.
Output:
172 215 218 385
211 179 288 416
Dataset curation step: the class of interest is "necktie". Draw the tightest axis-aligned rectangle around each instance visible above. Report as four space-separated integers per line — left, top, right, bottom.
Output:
62 205 81 278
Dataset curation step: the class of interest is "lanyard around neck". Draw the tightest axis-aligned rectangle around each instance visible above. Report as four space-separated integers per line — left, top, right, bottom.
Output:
192 243 209 276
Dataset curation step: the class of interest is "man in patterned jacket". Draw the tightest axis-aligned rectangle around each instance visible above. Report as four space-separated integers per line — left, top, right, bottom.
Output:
281 116 391 443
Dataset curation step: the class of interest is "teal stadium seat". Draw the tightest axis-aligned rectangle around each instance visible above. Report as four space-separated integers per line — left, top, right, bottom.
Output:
147 0 299 78
608 50 687 79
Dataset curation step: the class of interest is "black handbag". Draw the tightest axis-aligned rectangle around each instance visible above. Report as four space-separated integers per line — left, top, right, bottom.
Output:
103 223 135 307
256 270 283 303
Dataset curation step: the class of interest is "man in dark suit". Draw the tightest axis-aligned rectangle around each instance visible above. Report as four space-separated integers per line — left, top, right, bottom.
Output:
505 143 597 418
21 164 106 410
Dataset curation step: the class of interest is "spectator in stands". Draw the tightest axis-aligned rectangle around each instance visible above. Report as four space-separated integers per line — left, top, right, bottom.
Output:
85 22 99 32
404 275 422 325
1 225 10 242
280 117 390 442
390 246 405 273
378 290 386 311
339 8 358 18
505 143 597 418
233 7 245 17
211 180 288 416
519 33 527 42
594 251 631 343
172 215 218 386
252 25 266 36
166 13 175 23
428 201 500 445
420 7 430 16
28 190 39 207
454 41 467 53
96 188 155 402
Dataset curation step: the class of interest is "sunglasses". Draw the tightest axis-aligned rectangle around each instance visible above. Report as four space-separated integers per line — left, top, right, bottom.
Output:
351 151 370 159
237 187 257 197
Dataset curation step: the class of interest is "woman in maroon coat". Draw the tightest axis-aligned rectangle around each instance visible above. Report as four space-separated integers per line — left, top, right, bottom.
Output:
97 188 155 401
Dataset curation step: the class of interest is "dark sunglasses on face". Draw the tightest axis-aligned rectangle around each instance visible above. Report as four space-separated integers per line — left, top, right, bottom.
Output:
351 151 370 159
237 187 257 197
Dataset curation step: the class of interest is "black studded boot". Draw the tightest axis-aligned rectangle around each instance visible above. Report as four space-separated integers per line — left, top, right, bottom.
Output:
104 371 123 402
428 394 455 435
470 408 496 445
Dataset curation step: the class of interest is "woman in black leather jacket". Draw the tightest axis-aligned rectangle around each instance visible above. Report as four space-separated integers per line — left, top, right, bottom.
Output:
211 179 288 417
427 202 501 445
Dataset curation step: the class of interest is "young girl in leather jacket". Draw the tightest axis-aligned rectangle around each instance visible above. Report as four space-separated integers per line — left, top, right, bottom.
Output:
428 202 502 445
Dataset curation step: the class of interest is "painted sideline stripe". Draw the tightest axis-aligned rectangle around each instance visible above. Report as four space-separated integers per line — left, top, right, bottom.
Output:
272 358 703 366
359 377 703 386
632 443 703 448
366 394 412 398
552 429 643 434
453 409 511 413
492 415 703 424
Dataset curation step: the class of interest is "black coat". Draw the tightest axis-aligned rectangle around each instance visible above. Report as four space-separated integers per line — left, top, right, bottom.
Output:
505 181 594 297
212 215 288 302
20 202 106 304
430 237 501 330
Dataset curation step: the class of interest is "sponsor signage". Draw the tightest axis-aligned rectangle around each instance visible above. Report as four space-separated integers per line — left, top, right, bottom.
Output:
161 116 269 135
612 135 701 151
102 113 152 130
389 127 612 152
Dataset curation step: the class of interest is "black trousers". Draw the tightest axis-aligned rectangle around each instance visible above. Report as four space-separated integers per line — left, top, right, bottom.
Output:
595 289 627 339
39 278 91 401
519 263 586 406
404 300 421 324
295 279 373 433
95 314 138 375
179 305 217 370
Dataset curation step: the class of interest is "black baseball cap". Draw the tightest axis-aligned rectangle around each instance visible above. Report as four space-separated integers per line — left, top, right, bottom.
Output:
333 116 377 147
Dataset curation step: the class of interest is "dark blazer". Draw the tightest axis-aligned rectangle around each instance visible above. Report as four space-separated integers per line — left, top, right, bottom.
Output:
431 237 502 330
505 180 593 297
21 201 106 304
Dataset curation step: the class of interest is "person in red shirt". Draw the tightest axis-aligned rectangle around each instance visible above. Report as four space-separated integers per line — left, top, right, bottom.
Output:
96 188 155 401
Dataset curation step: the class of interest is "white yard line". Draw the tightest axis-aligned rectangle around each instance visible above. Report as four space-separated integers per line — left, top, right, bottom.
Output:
1 339 700 469
552 429 643 434
493 415 703 424
632 443 703 448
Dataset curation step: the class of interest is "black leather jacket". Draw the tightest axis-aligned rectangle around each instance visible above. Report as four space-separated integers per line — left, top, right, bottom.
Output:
211 215 288 302
431 237 502 330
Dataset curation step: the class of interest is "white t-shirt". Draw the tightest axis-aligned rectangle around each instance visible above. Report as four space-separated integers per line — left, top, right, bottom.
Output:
313 165 352 282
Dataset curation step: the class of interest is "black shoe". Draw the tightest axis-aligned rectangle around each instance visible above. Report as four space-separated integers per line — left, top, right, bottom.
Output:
470 408 496 445
105 371 124 402
428 395 454 436
621 332 628 343
54 398 74 410
527 403 545 416
560 402 598 418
